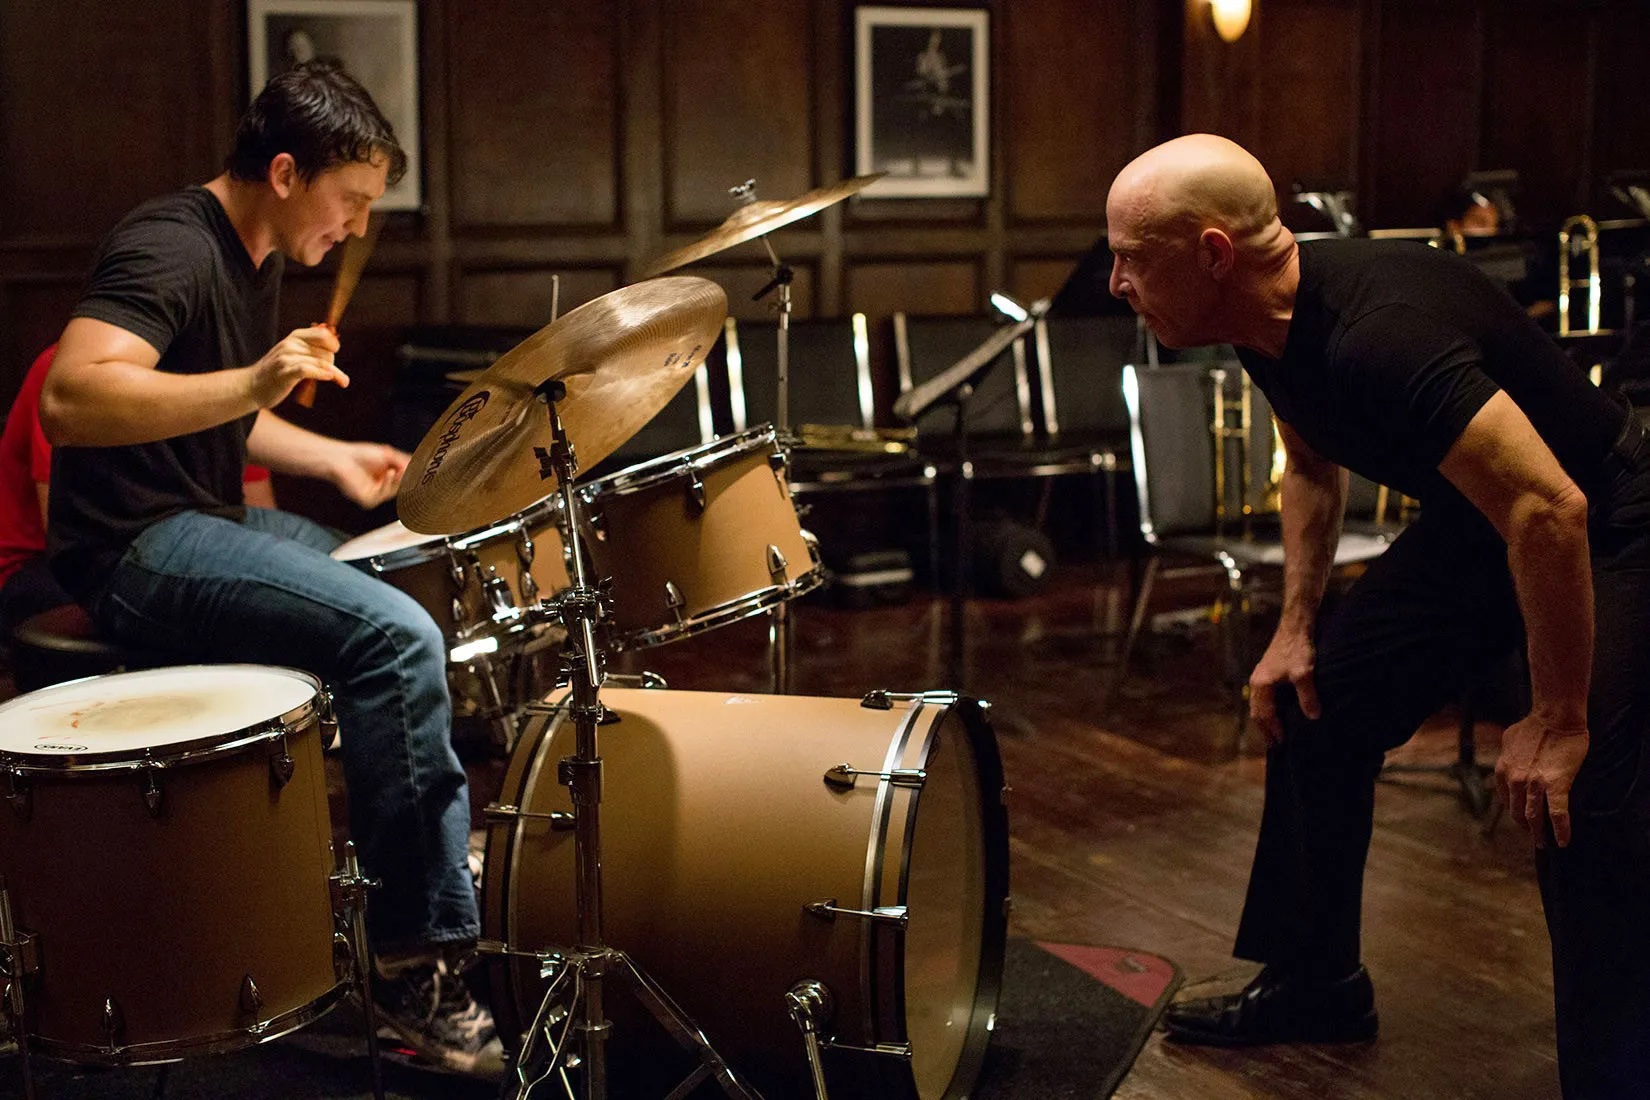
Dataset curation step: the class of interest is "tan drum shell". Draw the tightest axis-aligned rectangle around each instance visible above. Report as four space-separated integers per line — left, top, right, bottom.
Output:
482 687 1008 1099
578 429 822 648
0 668 342 1063
339 506 571 641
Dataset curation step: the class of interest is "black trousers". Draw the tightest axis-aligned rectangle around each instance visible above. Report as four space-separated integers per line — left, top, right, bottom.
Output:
1232 445 1650 1100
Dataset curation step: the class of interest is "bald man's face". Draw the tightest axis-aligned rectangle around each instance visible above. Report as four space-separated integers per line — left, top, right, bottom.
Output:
1106 188 1221 349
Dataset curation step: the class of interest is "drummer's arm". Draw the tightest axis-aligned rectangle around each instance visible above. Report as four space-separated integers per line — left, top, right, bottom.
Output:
42 319 261 446
248 411 409 509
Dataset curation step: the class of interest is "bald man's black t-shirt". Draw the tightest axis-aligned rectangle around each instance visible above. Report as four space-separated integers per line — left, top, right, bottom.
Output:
49 186 281 600
1236 238 1622 509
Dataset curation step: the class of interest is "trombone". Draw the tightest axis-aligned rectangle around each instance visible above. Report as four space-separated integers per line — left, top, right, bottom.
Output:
1558 214 1601 337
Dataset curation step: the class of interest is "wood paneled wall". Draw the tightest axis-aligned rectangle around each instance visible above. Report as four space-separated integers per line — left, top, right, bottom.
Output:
1 0 1645 415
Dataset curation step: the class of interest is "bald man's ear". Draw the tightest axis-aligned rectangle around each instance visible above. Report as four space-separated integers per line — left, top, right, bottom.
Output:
1199 228 1236 280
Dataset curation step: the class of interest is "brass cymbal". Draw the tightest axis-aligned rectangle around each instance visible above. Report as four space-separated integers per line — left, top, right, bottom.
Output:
638 174 885 278
398 277 728 534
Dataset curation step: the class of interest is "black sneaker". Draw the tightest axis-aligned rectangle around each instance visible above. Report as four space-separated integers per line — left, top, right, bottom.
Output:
372 957 506 1079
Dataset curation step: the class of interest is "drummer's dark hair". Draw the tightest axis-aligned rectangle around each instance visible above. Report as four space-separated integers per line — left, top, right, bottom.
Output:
227 60 407 186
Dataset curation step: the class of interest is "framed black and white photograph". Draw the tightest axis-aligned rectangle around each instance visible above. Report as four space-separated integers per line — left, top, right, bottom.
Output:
854 6 990 198
247 0 421 212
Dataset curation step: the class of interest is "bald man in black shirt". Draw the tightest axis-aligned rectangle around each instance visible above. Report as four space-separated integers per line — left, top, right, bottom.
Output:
1107 134 1650 1098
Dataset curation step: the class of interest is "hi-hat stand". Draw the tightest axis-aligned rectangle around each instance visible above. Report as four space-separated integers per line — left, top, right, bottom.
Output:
488 379 758 1100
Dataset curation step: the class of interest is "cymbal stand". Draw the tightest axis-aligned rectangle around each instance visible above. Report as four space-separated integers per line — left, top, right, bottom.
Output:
331 841 388 1100
735 179 800 694
497 379 758 1100
0 878 38 1100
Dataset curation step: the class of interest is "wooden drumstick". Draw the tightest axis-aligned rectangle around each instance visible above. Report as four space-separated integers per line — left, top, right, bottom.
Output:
296 212 383 408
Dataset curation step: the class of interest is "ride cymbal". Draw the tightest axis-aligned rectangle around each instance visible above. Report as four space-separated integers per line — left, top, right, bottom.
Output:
398 277 728 534
637 174 885 278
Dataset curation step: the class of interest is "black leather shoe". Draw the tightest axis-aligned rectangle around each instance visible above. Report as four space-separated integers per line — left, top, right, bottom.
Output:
1164 965 1378 1046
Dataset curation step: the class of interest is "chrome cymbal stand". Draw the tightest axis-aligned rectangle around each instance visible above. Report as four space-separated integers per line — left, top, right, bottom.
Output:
0 878 39 1100
732 180 799 695
495 380 759 1100
331 841 388 1100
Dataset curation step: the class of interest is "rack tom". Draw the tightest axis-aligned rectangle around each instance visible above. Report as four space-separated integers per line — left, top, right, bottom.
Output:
576 427 823 648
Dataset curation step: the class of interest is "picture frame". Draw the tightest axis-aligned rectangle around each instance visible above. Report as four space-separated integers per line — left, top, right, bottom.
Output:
247 0 421 212
854 6 990 198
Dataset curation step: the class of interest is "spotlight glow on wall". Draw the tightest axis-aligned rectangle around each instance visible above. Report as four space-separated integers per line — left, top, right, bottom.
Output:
1209 0 1252 43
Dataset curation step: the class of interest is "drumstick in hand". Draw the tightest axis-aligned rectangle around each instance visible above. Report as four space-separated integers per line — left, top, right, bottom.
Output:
296 212 383 408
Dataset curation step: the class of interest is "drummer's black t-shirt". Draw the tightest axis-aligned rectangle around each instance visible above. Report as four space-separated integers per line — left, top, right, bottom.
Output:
49 186 281 599
1236 238 1623 508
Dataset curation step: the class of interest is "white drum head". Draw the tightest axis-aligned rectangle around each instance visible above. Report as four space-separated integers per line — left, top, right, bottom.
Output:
331 521 443 563
0 665 318 758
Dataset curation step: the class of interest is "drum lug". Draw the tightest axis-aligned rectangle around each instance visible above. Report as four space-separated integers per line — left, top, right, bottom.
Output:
685 465 707 512
483 566 515 617
318 690 339 752
804 899 909 929
240 974 264 1023
102 996 124 1054
5 769 30 821
766 545 789 585
517 529 539 605
483 802 576 830
270 734 296 789
861 689 959 710
141 761 164 818
823 763 926 791
664 580 686 623
801 528 821 564
768 450 789 485
447 548 467 591
332 932 355 981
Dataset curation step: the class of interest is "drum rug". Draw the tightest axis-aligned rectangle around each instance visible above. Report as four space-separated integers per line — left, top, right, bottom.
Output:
0 939 1179 1099
976 939 1182 1099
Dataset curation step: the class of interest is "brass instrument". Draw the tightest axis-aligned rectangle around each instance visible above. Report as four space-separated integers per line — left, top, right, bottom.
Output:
790 423 916 455
1212 367 1286 537
1558 214 1602 337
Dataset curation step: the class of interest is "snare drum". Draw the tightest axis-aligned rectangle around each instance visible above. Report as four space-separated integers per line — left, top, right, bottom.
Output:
483 687 1009 1098
576 427 823 648
0 665 344 1064
331 495 571 650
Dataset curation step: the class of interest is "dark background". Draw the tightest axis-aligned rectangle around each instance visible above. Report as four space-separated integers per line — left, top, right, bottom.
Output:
1 0 1645 520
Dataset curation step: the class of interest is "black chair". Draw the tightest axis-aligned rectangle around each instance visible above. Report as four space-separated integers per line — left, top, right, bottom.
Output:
1028 314 1142 555
1113 361 1394 745
728 315 941 585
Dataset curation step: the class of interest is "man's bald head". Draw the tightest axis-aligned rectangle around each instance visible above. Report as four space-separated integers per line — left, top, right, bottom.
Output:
1105 135 1297 351
1108 134 1280 248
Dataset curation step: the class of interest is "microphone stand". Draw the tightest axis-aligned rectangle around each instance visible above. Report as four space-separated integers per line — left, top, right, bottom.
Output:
893 306 1045 691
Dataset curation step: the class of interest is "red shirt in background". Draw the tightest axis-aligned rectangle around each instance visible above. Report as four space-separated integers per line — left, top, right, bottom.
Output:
0 344 271 589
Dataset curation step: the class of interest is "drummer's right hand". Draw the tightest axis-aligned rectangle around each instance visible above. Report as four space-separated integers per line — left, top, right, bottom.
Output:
248 326 350 407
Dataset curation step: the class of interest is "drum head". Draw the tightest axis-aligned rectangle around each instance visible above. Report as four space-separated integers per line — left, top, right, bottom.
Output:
330 520 443 563
0 665 319 762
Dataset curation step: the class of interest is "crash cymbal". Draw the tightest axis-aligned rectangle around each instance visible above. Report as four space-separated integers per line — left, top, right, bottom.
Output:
638 174 885 278
398 277 728 534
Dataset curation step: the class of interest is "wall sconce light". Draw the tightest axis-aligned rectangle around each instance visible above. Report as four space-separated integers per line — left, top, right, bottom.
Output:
1209 0 1252 43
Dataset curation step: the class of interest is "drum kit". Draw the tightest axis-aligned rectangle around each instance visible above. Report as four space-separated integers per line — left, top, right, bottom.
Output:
0 176 1011 1100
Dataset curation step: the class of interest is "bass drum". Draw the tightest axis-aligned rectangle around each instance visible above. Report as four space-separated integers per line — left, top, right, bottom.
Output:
482 688 1009 1098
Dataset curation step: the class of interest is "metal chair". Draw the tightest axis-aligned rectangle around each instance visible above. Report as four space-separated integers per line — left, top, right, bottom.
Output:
1112 361 1394 745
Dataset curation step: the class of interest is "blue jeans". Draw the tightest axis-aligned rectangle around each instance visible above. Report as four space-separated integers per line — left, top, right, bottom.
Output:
87 507 478 954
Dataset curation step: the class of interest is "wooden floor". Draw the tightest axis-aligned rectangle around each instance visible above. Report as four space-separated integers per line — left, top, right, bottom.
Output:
0 560 1559 1098
561 562 1561 1100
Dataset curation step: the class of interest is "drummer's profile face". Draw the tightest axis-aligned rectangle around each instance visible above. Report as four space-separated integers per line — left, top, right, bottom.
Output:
271 152 387 266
